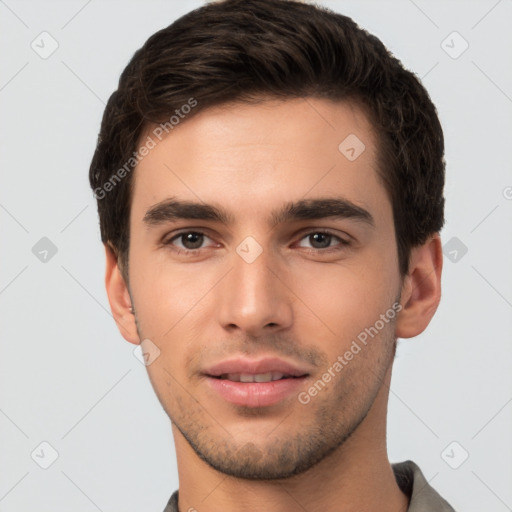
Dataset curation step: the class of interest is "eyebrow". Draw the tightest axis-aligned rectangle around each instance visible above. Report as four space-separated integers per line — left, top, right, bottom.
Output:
143 196 375 229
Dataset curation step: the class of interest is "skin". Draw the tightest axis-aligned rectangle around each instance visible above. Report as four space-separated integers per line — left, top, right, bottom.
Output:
105 97 443 512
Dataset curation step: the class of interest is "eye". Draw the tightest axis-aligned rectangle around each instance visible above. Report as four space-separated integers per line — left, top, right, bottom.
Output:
164 231 215 252
296 231 350 251
162 229 351 256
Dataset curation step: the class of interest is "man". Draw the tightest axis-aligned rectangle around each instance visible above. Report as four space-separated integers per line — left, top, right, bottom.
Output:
89 0 454 510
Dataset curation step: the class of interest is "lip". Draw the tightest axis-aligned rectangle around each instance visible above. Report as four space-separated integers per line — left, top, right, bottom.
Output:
206 376 307 407
203 357 310 408
204 357 310 378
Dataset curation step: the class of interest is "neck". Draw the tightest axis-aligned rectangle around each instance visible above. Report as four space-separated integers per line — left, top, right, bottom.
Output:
172 367 409 512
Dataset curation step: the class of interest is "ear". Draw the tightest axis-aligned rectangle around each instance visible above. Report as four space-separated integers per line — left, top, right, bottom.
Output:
104 243 140 345
395 233 443 339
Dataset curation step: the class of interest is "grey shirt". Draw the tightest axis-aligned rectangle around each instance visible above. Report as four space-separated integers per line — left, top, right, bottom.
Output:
163 460 455 511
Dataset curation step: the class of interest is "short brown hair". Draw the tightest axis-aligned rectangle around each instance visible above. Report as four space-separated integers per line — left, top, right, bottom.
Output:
89 0 445 279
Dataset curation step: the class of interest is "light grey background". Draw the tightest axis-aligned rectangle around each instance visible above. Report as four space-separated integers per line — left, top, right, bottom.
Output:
1 0 511 510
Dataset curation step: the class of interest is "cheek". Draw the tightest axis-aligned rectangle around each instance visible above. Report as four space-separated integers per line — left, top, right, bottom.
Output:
129 252 213 336
290 253 398 349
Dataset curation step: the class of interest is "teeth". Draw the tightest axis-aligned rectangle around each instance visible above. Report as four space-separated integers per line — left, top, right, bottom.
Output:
254 372 273 382
222 372 289 382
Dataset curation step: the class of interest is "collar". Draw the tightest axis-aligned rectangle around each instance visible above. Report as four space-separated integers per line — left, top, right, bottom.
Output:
163 459 455 511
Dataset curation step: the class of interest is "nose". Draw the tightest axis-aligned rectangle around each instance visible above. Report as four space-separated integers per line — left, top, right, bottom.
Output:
216 244 294 337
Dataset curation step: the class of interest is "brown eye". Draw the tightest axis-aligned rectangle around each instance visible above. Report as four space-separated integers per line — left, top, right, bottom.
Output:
165 231 211 251
308 232 332 249
297 231 350 251
179 232 204 249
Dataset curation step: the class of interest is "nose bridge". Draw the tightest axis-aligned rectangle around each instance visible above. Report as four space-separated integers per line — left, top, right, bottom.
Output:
217 238 293 335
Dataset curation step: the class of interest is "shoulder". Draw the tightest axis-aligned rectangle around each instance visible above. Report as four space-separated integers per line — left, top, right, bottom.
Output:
392 460 456 512
162 489 179 512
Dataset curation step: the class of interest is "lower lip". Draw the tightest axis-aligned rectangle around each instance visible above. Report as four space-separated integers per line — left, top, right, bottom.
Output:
205 376 307 407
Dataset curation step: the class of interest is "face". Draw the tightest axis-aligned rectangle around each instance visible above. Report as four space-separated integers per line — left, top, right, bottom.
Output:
126 97 404 479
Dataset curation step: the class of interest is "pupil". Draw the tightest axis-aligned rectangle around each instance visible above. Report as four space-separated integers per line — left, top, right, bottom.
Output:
311 233 330 248
183 232 203 249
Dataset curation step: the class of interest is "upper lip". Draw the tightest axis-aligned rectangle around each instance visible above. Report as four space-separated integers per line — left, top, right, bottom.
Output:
203 357 310 378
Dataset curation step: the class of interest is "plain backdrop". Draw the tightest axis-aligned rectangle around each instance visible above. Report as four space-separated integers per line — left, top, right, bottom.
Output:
1 0 511 510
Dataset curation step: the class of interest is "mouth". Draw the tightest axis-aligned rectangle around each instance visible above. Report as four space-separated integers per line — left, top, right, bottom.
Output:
203 357 310 407
214 372 305 383
204 356 310 379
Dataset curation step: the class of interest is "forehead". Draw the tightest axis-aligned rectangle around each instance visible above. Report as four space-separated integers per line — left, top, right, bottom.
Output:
131 97 389 226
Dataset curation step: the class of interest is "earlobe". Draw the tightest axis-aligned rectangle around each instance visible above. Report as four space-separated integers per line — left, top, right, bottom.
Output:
395 234 443 339
104 243 140 345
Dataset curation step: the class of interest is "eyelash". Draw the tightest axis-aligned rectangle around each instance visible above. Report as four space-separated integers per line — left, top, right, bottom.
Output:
162 229 351 256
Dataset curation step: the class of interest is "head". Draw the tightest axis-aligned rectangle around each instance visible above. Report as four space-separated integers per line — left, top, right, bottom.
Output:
90 0 444 480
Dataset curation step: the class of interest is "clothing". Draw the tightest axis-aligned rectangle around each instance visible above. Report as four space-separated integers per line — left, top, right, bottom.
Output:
163 459 455 511
392 460 455 511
